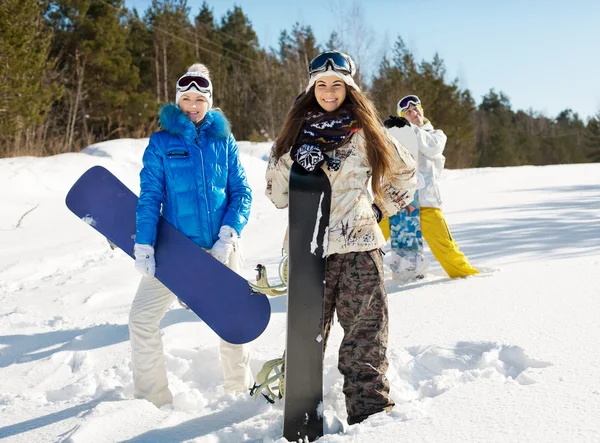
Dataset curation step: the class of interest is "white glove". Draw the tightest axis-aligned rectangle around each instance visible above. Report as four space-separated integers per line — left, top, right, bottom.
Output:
210 225 238 264
134 243 155 277
416 172 425 190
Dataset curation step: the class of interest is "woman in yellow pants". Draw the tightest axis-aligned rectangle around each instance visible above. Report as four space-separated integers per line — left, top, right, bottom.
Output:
386 95 478 278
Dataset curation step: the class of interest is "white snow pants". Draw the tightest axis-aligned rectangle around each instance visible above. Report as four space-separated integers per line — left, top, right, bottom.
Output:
128 245 253 407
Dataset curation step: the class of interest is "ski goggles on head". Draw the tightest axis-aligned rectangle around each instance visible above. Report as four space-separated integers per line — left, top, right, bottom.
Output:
176 72 212 96
308 51 354 77
397 95 421 113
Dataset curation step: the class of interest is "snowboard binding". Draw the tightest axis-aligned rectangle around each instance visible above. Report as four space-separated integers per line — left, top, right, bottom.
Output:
249 256 289 297
249 353 285 403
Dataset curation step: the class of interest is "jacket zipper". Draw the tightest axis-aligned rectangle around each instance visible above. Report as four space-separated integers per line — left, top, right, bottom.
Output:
196 131 212 246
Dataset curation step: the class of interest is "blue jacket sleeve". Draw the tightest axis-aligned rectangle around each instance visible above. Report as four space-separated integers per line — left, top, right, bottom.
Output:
222 134 252 235
136 133 165 245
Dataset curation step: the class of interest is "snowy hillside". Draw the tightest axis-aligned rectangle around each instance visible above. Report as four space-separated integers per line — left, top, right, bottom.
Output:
1 139 599 442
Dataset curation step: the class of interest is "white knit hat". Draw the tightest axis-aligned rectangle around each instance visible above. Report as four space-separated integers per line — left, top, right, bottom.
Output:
175 68 213 109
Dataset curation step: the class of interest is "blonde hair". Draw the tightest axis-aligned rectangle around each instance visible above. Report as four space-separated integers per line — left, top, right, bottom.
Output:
187 63 211 79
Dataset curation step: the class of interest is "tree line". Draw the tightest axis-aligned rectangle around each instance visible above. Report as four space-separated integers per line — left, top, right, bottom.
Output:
2 0 599 167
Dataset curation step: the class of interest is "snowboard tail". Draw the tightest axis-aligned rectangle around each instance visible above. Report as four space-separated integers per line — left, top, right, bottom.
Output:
65 166 271 344
390 190 423 254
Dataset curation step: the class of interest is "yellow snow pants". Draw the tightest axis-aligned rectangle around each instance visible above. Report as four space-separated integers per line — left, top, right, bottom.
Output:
420 207 479 278
378 217 390 240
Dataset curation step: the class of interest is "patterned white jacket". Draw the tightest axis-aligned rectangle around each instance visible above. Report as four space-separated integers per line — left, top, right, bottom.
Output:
265 129 417 256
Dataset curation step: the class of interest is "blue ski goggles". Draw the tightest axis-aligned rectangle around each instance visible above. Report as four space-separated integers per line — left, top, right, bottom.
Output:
397 95 421 113
308 51 354 77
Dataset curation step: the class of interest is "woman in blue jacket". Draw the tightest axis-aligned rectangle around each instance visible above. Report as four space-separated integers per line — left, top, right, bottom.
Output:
129 63 253 408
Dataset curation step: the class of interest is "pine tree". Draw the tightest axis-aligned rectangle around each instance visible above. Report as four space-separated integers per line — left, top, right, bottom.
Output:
145 0 195 104
277 23 320 95
125 8 159 136
217 6 262 139
552 109 586 164
193 2 222 85
326 31 343 52
476 90 518 167
513 110 543 165
57 0 153 147
371 36 476 168
127 9 154 94
0 0 59 156
585 112 600 162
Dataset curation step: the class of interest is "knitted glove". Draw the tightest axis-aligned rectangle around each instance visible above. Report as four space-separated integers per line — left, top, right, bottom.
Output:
291 143 325 173
134 243 155 277
210 225 238 264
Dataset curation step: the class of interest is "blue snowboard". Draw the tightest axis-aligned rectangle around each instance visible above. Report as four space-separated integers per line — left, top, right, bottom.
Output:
65 166 271 344
389 190 423 258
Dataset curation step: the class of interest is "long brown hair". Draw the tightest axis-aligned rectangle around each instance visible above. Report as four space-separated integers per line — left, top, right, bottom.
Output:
273 85 399 200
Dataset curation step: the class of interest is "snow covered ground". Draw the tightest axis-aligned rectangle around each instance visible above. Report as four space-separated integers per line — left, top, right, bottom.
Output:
1 139 599 443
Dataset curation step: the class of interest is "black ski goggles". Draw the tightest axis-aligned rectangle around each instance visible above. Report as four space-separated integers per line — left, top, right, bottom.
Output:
308 52 354 76
176 73 212 95
398 95 421 113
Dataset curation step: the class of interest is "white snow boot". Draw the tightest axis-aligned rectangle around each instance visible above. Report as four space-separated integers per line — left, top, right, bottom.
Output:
391 252 429 281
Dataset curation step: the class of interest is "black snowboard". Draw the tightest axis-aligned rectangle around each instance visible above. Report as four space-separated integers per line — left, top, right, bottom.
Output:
283 162 331 442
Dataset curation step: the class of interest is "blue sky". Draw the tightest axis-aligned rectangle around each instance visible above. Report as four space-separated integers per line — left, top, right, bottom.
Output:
126 0 600 120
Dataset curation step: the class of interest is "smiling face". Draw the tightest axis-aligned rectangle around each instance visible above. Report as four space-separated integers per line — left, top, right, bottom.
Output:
404 103 424 126
314 75 347 112
178 92 209 123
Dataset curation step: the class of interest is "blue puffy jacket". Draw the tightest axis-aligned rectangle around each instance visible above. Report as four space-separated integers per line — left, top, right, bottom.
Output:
135 104 252 248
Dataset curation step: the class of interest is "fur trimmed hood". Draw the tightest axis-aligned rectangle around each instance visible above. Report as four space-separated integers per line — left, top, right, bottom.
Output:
158 104 231 140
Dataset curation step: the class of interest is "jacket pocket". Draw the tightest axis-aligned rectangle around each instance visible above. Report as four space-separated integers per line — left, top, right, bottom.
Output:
364 248 384 278
441 216 453 241
166 149 189 159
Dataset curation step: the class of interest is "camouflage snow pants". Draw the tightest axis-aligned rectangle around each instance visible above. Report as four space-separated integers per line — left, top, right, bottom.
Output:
322 249 395 425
